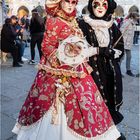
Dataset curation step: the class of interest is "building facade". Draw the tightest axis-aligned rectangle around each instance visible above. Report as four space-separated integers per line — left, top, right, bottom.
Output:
3 0 140 18
78 0 139 16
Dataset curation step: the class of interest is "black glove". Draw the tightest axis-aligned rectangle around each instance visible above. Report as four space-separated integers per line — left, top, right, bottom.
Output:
99 47 115 58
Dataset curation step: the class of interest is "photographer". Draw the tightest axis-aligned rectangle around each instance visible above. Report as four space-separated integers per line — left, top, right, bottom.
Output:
15 18 27 63
1 15 23 67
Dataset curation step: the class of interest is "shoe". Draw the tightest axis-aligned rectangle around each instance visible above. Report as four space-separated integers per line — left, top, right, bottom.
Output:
18 60 24 64
126 70 135 77
117 133 126 140
28 60 35 65
136 73 139 77
22 57 28 61
13 63 22 67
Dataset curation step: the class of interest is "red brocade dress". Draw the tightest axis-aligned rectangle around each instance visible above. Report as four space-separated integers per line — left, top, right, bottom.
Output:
12 15 120 140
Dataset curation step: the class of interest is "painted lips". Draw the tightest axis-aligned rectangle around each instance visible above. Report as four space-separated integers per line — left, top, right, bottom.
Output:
98 10 103 13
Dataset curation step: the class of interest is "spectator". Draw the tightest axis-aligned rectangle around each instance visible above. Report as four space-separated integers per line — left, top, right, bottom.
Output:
20 15 31 49
120 13 138 77
29 9 45 64
15 18 27 63
1 16 23 67
21 15 30 31
118 17 124 29
133 15 140 45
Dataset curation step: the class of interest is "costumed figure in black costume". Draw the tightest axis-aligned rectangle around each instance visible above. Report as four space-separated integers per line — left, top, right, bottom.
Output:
78 0 126 139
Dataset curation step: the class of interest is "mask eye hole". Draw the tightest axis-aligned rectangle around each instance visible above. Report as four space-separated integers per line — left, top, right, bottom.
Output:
64 0 77 4
92 2 100 8
71 1 76 4
102 2 108 9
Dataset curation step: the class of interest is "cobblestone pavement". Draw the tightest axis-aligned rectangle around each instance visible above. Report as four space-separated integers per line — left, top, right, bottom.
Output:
0 45 139 140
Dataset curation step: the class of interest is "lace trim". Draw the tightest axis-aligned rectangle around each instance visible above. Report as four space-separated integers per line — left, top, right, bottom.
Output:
83 15 113 29
83 15 113 47
12 107 54 134
67 125 120 140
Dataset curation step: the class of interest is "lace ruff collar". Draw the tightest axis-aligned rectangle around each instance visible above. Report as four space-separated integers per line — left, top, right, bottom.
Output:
83 15 113 29
83 15 114 47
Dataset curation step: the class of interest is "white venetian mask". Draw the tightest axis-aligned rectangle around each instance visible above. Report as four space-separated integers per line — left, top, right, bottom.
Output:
92 0 108 18
61 0 77 14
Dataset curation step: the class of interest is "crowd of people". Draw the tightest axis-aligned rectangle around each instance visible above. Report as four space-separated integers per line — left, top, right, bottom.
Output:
0 0 139 140
1 2 139 73
1 9 45 67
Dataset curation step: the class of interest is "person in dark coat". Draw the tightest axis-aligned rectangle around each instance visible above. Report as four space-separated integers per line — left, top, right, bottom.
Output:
29 9 45 64
78 1 125 139
1 16 24 67
1 18 11 52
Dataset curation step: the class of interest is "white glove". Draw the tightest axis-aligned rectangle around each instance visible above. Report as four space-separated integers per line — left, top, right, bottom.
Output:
113 49 122 59
88 47 98 57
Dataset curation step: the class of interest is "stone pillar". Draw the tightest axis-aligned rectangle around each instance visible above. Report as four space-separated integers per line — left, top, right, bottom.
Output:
0 2 3 29
77 0 88 16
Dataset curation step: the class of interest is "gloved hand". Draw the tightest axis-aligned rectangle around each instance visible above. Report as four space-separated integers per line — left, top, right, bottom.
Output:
87 47 98 57
113 49 122 59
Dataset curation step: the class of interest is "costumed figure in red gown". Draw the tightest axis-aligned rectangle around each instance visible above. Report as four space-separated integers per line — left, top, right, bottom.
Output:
12 0 121 139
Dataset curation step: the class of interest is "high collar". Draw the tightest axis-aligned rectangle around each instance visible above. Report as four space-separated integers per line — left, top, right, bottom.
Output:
56 8 76 22
84 15 113 29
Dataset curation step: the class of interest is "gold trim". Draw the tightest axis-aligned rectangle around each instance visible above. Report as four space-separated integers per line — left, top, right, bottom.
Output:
36 63 87 78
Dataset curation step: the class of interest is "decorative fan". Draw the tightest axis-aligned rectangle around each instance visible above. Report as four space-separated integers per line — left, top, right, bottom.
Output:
57 35 90 66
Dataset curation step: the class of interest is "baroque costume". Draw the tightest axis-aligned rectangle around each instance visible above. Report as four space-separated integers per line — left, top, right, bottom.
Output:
12 0 120 139
78 0 124 125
